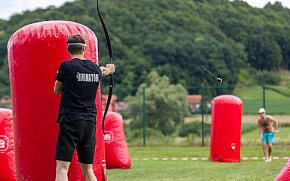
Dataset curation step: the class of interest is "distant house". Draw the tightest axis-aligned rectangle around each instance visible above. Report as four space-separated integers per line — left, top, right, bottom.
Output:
116 101 128 111
0 96 11 108
101 94 127 112
187 94 202 112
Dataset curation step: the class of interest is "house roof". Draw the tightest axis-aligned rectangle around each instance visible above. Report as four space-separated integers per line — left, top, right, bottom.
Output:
187 95 202 103
102 94 118 102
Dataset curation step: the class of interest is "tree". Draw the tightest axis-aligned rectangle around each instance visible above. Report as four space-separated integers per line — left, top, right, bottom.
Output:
1 0 290 101
126 71 190 135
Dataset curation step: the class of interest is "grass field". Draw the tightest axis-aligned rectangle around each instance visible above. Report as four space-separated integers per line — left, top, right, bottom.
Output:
106 127 290 181
232 85 290 114
107 159 286 181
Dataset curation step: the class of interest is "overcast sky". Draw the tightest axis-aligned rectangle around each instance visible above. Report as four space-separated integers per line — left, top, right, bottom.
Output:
0 0 289 20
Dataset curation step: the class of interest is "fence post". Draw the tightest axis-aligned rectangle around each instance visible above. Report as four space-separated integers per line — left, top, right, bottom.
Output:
262 84 266 109
143 87 146 146
201 84 204 146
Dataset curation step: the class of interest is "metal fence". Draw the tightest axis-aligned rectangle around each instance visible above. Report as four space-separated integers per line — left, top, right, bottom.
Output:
121 84 290 116
118 84 290 146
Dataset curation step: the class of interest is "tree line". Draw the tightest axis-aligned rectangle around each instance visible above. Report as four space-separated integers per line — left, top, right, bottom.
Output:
0 0 289 99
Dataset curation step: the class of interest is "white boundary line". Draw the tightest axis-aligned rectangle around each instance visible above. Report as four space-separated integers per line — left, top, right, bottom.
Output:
133 157 289 161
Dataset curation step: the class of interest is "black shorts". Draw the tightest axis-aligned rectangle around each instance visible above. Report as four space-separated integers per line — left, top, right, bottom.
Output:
54 120 96 164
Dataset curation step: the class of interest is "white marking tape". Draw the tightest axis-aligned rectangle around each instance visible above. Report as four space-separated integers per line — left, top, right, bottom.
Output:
133 157 289 161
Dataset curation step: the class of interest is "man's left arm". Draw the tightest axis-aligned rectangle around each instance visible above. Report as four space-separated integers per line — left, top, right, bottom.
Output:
100 64 116 76
269 115 279 133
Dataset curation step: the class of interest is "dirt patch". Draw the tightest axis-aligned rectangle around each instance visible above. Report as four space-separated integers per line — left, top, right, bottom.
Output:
185 114 290 124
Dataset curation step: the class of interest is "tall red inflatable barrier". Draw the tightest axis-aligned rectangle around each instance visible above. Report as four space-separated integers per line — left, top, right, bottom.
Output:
210 95 242 162
0 108 15 181
7 21 106 181
104 112 131 169
274 158 290 181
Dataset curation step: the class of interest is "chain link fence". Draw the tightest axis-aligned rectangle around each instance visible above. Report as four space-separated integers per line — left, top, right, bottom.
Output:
116 84 290 146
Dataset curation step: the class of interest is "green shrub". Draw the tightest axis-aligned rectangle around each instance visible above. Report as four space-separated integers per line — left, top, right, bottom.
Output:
255 70 281 85
179 121 211 137
126 128 165 142
241 124 257 133
118 110 131 120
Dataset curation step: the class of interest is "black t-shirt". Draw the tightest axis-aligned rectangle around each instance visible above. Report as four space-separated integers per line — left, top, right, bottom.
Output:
56 58 102 123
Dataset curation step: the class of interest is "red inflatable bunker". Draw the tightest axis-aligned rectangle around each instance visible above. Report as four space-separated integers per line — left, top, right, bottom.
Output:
7 21 106 181
0 108 15 181
104 112 131 169
210 95 242 162
274 158 290 181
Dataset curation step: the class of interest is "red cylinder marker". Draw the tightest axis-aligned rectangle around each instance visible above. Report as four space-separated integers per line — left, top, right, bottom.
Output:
8 21 106 181
0 108 15 181
210 95 243 162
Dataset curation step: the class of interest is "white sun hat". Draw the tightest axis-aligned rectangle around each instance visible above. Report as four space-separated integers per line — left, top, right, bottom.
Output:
258 108 266 113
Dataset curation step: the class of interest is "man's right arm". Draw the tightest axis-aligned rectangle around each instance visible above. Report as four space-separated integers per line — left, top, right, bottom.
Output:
257 120 262 139
54 80 63 95
54 63 65 95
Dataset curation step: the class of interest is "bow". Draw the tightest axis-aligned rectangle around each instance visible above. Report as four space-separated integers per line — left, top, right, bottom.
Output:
97 0 114 135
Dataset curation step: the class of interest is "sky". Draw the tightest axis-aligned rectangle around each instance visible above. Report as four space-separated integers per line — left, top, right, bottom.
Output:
0 0 290 20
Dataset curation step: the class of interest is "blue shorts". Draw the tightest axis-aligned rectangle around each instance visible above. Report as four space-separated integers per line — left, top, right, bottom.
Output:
262 132 275 143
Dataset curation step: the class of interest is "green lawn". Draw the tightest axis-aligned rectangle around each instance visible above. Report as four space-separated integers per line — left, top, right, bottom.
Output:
106 128 290 181
106 146 289 181
107 160 286 181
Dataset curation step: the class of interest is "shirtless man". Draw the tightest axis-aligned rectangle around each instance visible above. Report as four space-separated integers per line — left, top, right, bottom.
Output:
257 108 279 162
